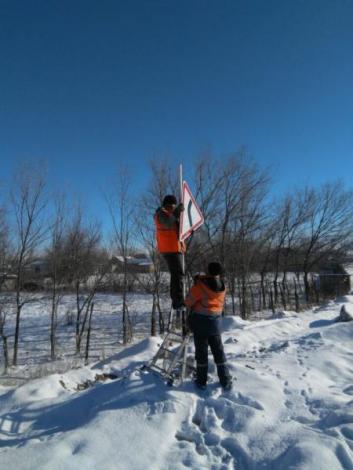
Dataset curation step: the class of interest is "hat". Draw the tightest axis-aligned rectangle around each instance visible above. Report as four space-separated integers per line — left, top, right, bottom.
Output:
162 195 177 206
207 262 223 276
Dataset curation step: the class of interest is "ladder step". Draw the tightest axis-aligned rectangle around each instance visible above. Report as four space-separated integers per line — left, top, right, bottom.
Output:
148 331 192 383
159 347 178 356
161 336 184 345
166 331 185 338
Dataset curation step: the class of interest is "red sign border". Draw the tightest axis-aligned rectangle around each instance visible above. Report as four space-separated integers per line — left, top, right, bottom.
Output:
179 181 204 241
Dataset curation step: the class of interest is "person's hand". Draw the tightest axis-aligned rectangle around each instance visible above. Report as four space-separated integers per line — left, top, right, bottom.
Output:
177 203 185 211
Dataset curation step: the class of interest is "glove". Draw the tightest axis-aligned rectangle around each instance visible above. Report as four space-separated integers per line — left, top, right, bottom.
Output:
177 203 185 211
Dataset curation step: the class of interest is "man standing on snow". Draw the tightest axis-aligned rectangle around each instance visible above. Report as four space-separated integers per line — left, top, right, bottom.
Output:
185 262 232 390
154 194 185 311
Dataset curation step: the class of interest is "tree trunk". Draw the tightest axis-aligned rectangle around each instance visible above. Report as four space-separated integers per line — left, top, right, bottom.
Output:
157 293 164 334
240 278 248 320
294 280 300 312
151 294 157 337
304 271 310 303
13 304 22 366
50 279 58 360
2 336 9 373
280 283 287 309
85 303 94 365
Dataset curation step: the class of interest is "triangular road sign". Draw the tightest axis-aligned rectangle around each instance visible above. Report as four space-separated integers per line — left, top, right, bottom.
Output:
179 181 204 241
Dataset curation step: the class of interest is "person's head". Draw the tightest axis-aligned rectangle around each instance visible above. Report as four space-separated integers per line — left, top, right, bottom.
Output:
162 195 177 211
207 262 223 277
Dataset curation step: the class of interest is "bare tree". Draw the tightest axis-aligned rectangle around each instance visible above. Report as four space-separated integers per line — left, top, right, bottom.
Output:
192 153 227 264
191 152 270 317
227 161 270 318
46 194 68 360
61 204 104 354
11 164 48 366
134 202 164 336
0 204 10 290
106 167 135 344
297 182 353 300
266 194 308 304
85 302 95 365
148 157 179 204
0 302 9 373
254 212 279 309
0 203 10 372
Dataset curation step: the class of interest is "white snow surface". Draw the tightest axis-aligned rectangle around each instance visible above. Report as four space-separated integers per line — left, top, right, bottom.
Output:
1 297 353 469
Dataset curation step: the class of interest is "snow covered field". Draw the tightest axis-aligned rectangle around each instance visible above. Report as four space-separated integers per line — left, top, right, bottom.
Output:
1 294 353 469
0 293 159 382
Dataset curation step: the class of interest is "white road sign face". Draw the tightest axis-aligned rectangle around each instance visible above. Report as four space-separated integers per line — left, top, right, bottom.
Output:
179 181 204 241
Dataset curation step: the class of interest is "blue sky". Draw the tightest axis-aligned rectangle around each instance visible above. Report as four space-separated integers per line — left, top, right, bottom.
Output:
1 0 353 224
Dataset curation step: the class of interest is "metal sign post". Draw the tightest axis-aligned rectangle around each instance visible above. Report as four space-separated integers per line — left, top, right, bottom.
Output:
179 164 186 302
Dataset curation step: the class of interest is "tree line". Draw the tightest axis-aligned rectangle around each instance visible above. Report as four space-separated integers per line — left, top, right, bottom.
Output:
1 154 353 370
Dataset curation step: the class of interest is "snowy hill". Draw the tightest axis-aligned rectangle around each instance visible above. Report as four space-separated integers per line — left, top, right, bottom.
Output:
1 297 353 469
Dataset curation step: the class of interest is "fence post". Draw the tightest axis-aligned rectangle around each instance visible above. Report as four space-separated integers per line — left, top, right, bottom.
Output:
286 281 291 307
294 281 300 312
250 286 255 312
270 289 275 314
2 336 9 374
280 283 287 309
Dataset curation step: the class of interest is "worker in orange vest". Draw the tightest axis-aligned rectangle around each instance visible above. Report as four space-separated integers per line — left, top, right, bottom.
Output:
154 195 185 310
185 262 232 390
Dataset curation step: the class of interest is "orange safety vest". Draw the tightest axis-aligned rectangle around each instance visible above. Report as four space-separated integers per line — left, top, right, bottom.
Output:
184 277 226 315
154 209 185 253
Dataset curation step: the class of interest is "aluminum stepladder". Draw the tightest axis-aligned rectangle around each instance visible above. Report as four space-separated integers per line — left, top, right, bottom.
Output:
145 307 194 386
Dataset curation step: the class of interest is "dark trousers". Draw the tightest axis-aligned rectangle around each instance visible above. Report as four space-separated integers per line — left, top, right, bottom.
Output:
194 334 230 386
163 253 185 309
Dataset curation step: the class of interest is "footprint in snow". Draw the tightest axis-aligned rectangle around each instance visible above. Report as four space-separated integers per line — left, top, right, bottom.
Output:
229 392 264 411
146 400 176 417
340 426 353 441
343 385 353 396
175 394 259 468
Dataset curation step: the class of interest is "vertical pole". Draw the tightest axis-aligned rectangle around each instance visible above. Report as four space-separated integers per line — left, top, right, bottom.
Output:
179 164 186 335
179 164 185 297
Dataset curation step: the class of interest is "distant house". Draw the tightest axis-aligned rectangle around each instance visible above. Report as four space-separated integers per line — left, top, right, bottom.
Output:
24 259 51 278
111 254 154 274
0 273 18 291
318 263 350 296
11 259 52 291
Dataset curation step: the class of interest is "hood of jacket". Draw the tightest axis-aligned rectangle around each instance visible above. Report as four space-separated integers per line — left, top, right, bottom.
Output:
197 275 225 294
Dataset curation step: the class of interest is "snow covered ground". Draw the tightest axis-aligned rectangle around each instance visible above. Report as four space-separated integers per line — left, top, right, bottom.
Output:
1 295 353 469
0 293 158 382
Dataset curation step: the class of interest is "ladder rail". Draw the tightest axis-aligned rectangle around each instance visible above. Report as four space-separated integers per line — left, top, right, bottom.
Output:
146 308 193 384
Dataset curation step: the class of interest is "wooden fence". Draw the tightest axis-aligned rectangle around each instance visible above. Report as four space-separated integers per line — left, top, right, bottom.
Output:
225 274 351 318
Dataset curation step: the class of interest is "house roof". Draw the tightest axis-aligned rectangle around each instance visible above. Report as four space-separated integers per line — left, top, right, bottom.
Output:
111 255 153 267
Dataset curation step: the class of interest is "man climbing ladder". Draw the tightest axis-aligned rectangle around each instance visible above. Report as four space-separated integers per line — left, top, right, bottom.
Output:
154 165 204 318
154 194 186 312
